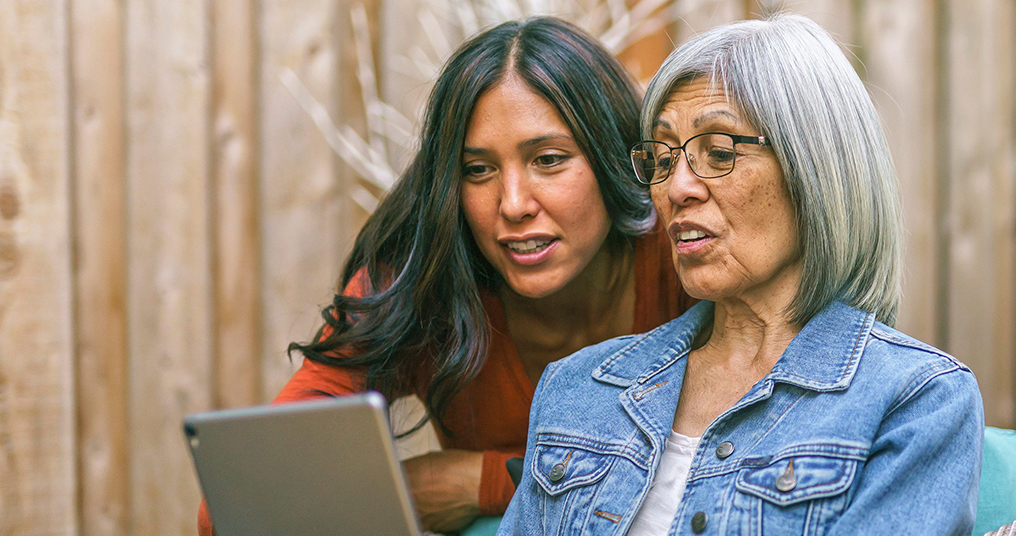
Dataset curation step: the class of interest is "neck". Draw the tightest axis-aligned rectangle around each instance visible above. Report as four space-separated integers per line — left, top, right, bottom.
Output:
499 243 636 366
700 264 804 372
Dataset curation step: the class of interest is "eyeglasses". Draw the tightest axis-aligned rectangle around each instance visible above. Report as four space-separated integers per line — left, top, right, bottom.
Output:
629 132 770 184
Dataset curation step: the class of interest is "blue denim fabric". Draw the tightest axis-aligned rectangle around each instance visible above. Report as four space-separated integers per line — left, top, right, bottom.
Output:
499 301 984 535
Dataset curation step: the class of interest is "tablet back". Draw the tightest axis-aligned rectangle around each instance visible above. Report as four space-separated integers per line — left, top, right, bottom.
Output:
184 392 421 536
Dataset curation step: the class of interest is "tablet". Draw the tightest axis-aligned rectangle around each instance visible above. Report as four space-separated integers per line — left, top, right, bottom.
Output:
183 392 422 536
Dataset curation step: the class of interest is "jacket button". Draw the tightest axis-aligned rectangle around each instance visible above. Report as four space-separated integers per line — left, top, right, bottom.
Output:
776 460 797 492
549 463 566 481
715 441 734 459
691 511 708 533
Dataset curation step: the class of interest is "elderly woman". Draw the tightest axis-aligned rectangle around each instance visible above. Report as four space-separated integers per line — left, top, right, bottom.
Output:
498 13 983 536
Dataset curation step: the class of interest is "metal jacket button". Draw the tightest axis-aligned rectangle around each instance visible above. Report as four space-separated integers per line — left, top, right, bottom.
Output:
776 460 797 492
549 463 566 481
715 441 734 459
691 511 708 533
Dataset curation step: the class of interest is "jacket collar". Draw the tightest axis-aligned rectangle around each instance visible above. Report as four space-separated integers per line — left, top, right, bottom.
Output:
593 300 875 392
767 301 874 391
592 300 712 388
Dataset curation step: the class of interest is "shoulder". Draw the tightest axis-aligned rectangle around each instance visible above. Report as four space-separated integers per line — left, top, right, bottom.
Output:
541 302 711 391
540 332 644 388
340 265 385 298
857 320 980 409
863 321 972 378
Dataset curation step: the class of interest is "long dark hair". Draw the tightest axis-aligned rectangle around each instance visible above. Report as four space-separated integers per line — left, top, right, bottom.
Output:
289 16 649 434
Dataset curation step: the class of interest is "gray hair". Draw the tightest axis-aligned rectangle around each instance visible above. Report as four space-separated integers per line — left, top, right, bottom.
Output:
642 13 902 326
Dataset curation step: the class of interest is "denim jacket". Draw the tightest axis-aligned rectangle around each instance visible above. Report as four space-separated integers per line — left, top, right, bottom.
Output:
499 301 983 535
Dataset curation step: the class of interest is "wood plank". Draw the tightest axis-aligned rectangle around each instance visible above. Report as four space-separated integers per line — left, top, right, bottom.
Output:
858 0 939 344
337 0 376 268
0 0 76 534
70 0 130 534
378 0 444 174
259 0 344 399
984 0 1015 428
997 0 1016 429
125 1 213 533
211 0 262 409
943 0 1016 427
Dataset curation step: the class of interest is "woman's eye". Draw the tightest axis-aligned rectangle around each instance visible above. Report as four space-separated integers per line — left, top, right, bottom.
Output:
707 148 735 163
462 163 493 178
534 154 567 168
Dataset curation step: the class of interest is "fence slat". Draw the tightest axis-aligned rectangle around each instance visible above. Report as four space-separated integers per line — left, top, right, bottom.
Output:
860 0 939 344
211 0 262 409
71 0 130 534
260 0 343 399
0 0 75 534
943 0 1016 427
125 1 212 533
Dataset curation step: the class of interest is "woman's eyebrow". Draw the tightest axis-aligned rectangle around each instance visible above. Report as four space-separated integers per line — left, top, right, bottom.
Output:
518 134 573 150
693 110 739 129
463 134 573 156
653 109 739 134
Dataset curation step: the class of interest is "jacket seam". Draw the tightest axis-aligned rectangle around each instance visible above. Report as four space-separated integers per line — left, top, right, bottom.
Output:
884 362 965 418
534 434 651 468
868 328 969 371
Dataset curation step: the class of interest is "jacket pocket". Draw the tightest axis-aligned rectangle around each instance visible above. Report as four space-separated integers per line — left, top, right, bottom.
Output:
532 441 617 496
731 444 864 535
735 453 857 506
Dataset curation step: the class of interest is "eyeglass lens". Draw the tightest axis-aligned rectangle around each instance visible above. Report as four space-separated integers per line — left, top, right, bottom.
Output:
632 134 737 183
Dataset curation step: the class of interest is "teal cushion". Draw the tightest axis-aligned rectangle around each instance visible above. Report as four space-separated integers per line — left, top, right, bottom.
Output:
460 516 501 536
974 427 1016 535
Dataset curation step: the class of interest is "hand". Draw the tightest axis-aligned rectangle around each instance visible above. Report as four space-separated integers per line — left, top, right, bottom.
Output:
403 449 483 533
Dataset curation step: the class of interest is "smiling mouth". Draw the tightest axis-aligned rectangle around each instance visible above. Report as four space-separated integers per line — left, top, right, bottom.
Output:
507 239 552 254
677 229 709 242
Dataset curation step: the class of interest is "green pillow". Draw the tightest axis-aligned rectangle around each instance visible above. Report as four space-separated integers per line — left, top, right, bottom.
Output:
460 516 502 536
974 427 1016 535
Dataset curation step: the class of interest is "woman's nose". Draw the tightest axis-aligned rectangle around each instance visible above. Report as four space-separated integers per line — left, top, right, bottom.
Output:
500 167 539 222
665 153 710 207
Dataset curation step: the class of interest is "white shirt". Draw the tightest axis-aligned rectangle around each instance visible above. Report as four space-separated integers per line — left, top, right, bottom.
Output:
626 430 700 535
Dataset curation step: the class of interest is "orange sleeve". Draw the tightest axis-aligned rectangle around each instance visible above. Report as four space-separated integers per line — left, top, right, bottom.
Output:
198 499 215 536
479 449 525 516
273 356 367 402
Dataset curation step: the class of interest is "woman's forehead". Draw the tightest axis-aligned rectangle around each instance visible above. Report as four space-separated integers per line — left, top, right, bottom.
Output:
661 78 732 112
654 82 743 135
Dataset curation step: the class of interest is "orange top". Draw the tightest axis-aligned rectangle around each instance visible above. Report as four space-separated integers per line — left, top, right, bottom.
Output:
198 225 693 535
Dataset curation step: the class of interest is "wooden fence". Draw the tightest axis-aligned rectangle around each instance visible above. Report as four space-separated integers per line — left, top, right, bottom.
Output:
0 0 1013 534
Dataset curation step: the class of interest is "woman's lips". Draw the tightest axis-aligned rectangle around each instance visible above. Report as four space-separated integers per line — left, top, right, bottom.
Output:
503 238 559 265
669 223 715 254
674 235 714 254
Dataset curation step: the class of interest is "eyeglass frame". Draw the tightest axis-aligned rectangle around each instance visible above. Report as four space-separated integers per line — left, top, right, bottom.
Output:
629 132 770 185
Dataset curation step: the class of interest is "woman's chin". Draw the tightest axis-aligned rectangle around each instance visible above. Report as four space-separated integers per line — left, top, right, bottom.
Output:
502 276 564 300
676 274 730 303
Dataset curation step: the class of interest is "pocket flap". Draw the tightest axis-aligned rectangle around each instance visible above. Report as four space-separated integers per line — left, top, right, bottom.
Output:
532 442 616 496
735 454 857 507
